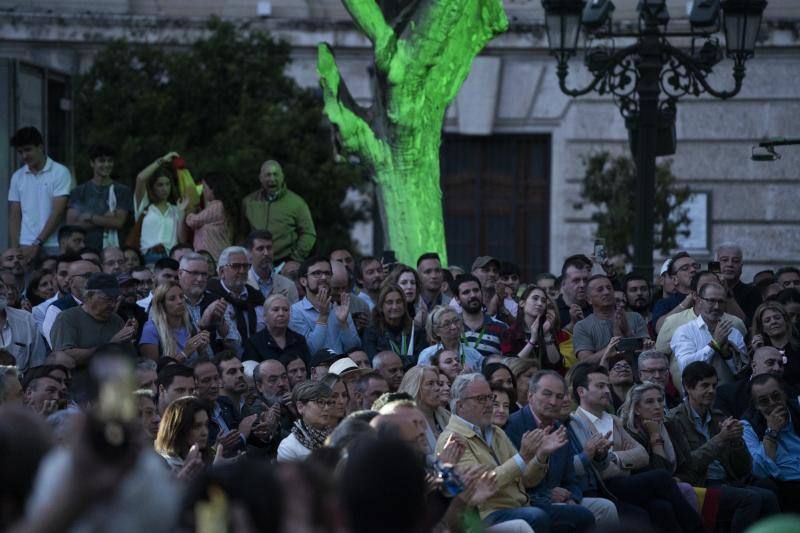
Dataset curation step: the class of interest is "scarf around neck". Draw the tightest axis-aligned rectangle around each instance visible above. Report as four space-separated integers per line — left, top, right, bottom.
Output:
291 419 331 451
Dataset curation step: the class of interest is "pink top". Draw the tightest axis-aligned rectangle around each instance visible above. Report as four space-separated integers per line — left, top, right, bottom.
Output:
185 200 230 260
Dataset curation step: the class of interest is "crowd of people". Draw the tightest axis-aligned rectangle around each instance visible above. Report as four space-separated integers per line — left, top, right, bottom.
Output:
1 126 799 532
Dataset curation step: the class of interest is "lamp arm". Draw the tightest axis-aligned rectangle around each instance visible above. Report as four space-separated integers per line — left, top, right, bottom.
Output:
555 44 640 97
663 43 746 100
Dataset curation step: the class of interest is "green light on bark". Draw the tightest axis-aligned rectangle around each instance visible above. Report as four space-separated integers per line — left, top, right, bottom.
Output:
318 0 508 266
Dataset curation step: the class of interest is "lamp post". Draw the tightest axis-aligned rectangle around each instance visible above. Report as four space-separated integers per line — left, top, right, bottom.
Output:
541 0 768 279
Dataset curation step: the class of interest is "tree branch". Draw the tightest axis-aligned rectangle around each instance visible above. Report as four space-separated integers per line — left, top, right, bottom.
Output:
317 43 390 168
342 0 398 71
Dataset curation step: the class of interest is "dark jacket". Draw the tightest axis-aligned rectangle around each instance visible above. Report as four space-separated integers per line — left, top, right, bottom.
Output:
361 322 426 367
505 405 583 504
206 278 264 341
243 327 310 364
713 377 751 418
665 401 752 486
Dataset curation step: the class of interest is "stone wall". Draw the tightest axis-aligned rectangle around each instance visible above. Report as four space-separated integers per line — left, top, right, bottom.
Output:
1 5 798 278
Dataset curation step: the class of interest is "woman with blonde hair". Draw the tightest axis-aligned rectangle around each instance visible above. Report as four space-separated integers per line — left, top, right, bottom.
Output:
139 283 210 364
397 365 450 453
751 300 800 385
417 306 483 371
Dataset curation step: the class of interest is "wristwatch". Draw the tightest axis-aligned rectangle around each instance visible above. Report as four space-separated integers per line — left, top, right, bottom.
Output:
764 428 779 440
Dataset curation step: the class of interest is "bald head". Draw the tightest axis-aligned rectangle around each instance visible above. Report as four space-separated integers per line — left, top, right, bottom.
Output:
752 346 784 377
331 261 349 288
373 351 404 391
370 408 429 456
259 160 285 197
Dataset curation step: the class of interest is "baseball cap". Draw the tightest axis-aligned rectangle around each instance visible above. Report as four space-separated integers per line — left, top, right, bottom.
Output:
471 256 500 271
86 273 120 298
659 258 672 276
310 348 340 368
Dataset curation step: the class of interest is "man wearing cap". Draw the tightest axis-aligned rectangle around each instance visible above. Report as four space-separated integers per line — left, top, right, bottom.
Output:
310 348 339 381
50 273 137 400
115 271 147 340
470 256 504 318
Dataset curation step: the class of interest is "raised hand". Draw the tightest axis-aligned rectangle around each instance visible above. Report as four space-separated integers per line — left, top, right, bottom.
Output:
569 304 584 326
177 444 204 481
334 292 350 324
766 405 788 432
539 426 568 457
317 287 331 315
713 319 733 345
543 309 556 335
519 428 545 462
438 433 466 465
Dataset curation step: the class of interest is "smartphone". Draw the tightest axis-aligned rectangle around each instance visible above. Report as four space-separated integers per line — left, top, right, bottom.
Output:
708 261 721 274
594 238 607 263
616 337 644 353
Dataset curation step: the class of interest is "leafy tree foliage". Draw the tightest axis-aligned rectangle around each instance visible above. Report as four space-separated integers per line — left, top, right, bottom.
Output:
74 19 367 253
574 152 692 260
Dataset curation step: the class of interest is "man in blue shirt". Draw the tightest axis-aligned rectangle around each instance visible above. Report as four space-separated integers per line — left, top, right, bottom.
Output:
289 256 360 354
742 373 800 512
651 252 698 333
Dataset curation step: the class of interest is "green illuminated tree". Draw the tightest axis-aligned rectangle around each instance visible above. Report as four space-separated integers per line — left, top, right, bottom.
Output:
318 0 508 265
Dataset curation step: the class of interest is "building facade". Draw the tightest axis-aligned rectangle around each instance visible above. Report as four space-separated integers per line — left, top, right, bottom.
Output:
1 0 798 278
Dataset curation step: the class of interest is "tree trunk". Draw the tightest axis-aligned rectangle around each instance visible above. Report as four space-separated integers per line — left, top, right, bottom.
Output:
318 0 508 266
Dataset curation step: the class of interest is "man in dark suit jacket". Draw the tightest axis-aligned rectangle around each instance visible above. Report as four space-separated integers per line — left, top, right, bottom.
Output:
505 370 612 532
715 346 787 418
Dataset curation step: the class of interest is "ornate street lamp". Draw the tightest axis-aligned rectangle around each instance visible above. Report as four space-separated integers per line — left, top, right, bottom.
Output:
540 0 768 278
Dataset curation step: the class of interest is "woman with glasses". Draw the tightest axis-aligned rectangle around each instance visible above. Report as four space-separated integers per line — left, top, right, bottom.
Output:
244 294 310 364
501 285 566 370
607 355 635 412
361 284 426 365
139 283 211 364
277 380 334 462
751 301 800 388
417 306 484 371
398 365 450 453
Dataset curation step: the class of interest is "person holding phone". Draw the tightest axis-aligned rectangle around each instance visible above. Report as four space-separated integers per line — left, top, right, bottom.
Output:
573 275 651 367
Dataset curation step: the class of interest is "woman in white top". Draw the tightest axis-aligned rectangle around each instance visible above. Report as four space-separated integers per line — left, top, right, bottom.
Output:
277 380 334 462
134 151 188 264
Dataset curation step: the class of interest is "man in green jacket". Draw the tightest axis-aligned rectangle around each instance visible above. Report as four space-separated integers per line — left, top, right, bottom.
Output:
240 160 316 264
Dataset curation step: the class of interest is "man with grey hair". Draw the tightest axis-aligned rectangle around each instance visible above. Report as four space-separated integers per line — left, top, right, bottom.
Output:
178 252 238 351
437 373 566 531
637 350 680 409
716 242 761 323
208 246 265 342
505 370 607 532
373 351 404 392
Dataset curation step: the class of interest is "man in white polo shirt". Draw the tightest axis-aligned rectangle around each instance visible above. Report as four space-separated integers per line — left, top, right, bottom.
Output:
8 127 72 262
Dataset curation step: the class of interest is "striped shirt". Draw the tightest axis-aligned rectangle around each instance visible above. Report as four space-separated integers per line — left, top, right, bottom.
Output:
462 314 508 357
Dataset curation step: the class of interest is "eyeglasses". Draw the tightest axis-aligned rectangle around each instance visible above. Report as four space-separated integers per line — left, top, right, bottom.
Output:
461 394 493 404
307 399 336 408
307 270 332 278
437 318 461 329
180 269 209 278
755 391 784 408
611 362 632 371
639 367 668 376
226 263 251 271
700 297 726 307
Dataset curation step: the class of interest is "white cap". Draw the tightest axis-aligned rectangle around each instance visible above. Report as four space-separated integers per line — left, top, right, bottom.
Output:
329 357 360 376
659 258 672 276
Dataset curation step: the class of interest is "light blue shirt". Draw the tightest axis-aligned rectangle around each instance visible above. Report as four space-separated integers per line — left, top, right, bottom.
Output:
742 413 800 481
289 297 361 354
357 291 375 310
418 342 484 372
450 413 527 473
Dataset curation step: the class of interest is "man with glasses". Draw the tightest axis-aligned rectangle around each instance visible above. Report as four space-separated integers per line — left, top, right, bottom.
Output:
715 346 789 419
652 252 699 333
208 246 265 343
741 373 800 512
637 350 680 410
42 259 100 347
438 373 561 531
290 255 360 354
100 246 127 276
178 252 236 351
50 273 137 402
671 281 748 386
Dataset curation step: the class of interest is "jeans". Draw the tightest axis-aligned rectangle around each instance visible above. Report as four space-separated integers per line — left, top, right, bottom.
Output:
485 502 596 533
708 481 780 533
605 469 705 533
